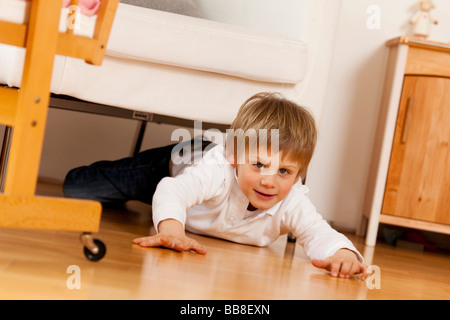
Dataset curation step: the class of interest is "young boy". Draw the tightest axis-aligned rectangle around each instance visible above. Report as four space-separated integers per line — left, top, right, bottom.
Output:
64 92 367 280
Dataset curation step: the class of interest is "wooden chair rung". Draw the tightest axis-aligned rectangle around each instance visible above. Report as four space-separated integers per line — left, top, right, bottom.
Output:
57 34 98 62
0 87 19 126
0 0 119 65
0 20 27 48
0 194 102 232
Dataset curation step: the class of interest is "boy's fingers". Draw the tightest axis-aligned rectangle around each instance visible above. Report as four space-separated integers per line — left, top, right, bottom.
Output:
132 236 148 244
311 259 331 270
133 235 207 255
338 261 354 278
133 236 162 247
167 237 207 255
190 240 207 255
160 237 184 251
330 261 341 277
340 262 368 279
313 257 369 280
194 247 207 255
348 262 361 278
360 264 370 281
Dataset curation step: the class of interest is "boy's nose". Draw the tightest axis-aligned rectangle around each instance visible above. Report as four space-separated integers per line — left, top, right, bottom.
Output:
260 175 276 187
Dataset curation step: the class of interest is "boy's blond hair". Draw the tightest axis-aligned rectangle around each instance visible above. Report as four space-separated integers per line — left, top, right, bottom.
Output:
225 92 317 179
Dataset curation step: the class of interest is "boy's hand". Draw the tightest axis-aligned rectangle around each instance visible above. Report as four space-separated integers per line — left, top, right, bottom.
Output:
311 249 368 280
132 219 207 255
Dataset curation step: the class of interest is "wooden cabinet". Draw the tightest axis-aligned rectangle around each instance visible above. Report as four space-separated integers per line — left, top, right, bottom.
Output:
361 37 450 246
382 76 450 224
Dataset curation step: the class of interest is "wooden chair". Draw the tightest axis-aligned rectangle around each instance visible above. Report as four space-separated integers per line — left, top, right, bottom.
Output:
0 0 119 261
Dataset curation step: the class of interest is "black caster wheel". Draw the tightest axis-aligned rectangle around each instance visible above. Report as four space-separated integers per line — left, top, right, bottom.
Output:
83 239 106 261
80 233 106 262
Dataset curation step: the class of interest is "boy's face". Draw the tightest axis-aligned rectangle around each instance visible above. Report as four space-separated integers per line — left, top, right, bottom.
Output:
231 148 301 210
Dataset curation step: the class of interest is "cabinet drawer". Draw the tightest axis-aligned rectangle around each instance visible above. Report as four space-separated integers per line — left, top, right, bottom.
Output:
405 47 450 77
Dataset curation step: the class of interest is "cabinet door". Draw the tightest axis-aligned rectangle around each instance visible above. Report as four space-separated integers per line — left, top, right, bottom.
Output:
382 75 450 224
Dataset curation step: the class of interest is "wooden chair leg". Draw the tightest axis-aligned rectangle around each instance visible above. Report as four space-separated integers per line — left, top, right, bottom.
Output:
0 0 102 235
0 0 119 261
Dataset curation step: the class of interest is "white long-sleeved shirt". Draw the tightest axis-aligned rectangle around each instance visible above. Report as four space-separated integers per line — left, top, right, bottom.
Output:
152 144 363 261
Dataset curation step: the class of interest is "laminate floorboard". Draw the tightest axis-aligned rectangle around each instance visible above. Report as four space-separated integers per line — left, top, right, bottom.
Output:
0 182 448 300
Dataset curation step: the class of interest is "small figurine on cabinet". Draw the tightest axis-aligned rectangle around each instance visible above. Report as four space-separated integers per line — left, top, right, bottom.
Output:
409 0 438 39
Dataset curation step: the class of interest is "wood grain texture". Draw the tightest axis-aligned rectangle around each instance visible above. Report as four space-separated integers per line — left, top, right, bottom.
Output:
382 76 450 226
0 183 448 300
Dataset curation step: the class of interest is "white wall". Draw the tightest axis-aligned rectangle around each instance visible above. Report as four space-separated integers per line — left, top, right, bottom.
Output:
37 0 450 232
306 0 450 231
196 0 303 38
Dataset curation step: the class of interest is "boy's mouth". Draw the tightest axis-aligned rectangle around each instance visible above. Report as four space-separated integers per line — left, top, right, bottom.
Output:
254 190 276 200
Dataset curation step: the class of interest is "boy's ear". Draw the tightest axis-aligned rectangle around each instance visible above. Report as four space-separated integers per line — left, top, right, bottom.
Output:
294 169 303 185
226 152 236 167
225 150 236 167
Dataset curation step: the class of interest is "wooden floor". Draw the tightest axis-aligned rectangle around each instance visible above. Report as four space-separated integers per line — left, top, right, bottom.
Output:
0 182 449 300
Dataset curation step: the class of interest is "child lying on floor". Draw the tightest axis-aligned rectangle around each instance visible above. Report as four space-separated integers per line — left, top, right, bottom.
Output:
64 92 368 280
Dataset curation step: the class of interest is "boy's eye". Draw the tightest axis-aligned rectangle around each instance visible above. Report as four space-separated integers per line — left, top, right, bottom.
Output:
255 162 264 169
279 168 289 175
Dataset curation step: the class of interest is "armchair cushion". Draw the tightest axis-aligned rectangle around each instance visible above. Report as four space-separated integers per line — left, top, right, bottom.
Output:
107 4 307 84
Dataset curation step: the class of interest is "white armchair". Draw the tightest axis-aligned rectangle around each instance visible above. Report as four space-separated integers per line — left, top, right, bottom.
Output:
0 0 342 128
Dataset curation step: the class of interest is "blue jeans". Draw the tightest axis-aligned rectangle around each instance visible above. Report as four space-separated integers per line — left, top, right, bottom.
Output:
63 139 212 205
63 143 175 205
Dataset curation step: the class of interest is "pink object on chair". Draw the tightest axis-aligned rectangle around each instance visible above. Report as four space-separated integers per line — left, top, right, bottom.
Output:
62 0 101 16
